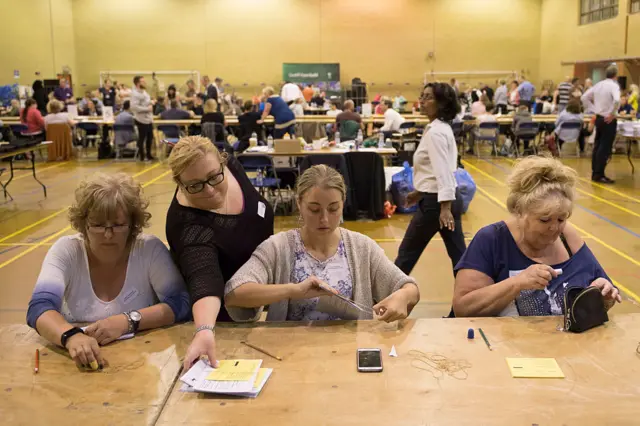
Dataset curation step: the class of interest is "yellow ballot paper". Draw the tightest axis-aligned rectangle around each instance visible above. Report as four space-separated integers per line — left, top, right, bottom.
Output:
506 358 565 378
252 368 270 391
206 360 262 381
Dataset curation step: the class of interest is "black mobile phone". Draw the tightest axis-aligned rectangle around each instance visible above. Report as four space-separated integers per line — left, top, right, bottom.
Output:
357 348 383 372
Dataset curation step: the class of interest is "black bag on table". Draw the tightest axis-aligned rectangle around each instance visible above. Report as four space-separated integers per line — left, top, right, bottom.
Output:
563 286 609 333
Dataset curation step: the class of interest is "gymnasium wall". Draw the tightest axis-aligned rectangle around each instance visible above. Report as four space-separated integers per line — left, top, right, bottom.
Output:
0 0 76 86
539 0 640 84
1 0 542 97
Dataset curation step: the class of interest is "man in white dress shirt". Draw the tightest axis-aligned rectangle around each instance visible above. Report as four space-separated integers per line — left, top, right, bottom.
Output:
379 100 405 139
581 64 620 184
280 81 304 106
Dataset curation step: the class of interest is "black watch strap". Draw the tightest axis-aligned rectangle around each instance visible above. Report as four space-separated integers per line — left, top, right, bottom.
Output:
61 327 84 348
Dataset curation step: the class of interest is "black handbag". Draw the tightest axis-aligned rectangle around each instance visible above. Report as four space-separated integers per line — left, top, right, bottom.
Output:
564 286 609 333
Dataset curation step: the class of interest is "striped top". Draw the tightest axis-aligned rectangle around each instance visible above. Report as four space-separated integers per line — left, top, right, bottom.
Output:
557 82 573 106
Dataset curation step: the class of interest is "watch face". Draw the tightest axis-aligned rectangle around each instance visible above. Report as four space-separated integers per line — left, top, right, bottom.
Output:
129 311 142 322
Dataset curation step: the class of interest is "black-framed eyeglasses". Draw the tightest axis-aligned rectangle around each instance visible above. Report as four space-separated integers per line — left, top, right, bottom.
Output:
182 165 225 194
87 224 130 234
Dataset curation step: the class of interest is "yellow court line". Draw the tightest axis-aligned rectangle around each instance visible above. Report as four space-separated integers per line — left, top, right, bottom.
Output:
473 184 640 304
12 161 69 181
0 170 171 270
578 177 640 204
0 162 163 244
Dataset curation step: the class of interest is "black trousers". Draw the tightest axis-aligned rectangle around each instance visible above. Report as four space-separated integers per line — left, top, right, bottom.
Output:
135 120 154 159
592 115 617 179
395 191 467 276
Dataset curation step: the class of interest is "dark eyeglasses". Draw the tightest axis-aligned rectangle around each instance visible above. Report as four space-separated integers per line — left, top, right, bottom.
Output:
87 224 130 234
182 165 225 194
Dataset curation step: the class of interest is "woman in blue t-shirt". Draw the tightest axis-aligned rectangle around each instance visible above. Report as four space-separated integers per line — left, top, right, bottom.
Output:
453 156 621 317
259 86 296 139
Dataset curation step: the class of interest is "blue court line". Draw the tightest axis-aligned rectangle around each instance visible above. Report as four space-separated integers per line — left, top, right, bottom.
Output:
0 160 115 208
0 231 57 256
479 158 640 240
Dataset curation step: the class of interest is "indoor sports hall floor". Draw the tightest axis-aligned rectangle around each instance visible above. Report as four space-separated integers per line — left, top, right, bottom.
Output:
1 155 639 324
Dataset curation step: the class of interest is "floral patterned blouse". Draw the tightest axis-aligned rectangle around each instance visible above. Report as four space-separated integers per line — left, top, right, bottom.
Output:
287 230 353 321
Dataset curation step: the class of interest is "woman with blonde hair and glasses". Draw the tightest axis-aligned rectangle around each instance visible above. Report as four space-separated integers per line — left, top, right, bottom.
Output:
224 165 420 323
27 173 190 370
165 136 273 370
453 156 620 317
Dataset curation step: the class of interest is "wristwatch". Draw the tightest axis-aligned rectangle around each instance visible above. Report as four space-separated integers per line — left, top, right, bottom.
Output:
124 310 142 334
61 327 85 348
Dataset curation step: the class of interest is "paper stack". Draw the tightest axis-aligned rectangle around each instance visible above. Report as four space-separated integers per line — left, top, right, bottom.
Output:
180 359 272 398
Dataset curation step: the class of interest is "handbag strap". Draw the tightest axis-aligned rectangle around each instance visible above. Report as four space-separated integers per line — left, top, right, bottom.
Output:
559 233 573 257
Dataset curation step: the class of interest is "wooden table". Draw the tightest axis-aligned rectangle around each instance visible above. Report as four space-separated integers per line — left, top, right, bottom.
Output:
157 315 640 426
2 315 640 425
240 147 397 157
0 323 191 426
0 141 52 200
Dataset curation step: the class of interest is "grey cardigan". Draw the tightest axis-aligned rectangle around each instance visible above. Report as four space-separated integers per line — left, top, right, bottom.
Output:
225 228 418 322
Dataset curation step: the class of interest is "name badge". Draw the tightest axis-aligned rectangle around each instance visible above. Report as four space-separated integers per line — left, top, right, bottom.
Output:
123 288 139 304
257 201 266 218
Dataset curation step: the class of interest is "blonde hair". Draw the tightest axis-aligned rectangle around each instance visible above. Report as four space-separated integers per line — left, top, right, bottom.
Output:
506 156 578 216
168 135 227 184
204 99 218 113
68 173 150 240
47 99 63 114
295 165 346 202
262 86 275 97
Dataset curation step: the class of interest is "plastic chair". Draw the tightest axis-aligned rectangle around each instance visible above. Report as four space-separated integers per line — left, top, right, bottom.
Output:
236 154 284 212
474 122 500 157
556 121 583 157
113 124 138 160
514 122 540 156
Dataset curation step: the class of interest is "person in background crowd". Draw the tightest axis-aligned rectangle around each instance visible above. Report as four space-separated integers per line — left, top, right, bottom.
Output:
165 136 274 370
326 102 342 118
44 100 75 129
165 85 180 109
508 80 520 109
54 79 75 106
471 94 488 117
581 64 620 184
154 97 166 115
20 98 45 136
290 97 305 117
130 75 155 162
259 86 296 138
584 78 593 91
517 76 535 111
114 100 135 148
334 99 363 137
618 94 635 115
395 84 465 319
302 84 314 103
100 79 117 108
510 104 535 155
237 100 263 151
534 89 553 114
453 156 620 317
187 94 205 136
450 78 460 97
570 77 583 100
311 91 326 108
3 99 20 117
281 81 304 106
379 100 405 136
79 91 103 115
184 80 197 105
161 100 193 120
26 173 190 369
494 79 509 114
225 165 420 323
554 76 573 113
482 83 494 103
553 98 584 151
117 83 132 104
467 98 497 155
201 99 226 142
627 84 639 112
32 80 48 115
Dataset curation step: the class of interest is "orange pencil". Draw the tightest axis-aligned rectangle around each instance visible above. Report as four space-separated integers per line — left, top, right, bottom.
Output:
34 349 39 374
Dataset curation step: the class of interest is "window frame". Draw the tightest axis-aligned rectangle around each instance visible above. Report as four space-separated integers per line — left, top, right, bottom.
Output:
631 0 640 14
579 0 619 25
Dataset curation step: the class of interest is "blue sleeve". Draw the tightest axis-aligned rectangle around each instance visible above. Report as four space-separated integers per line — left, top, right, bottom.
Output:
26 238 72 329
583 244 611 283
145 237 191 322
454 225 499 280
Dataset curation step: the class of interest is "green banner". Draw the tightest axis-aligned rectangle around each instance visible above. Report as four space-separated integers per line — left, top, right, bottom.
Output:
283 63 340 83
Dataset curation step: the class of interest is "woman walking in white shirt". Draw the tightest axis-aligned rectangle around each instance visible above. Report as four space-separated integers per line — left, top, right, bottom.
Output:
394 83 466 316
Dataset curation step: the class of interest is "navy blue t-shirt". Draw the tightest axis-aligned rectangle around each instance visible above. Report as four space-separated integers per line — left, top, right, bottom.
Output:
455 221 609 316
267 96 295 124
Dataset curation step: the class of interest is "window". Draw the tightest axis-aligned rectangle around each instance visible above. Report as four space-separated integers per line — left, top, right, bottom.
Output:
580 0 618 24
631 0 640 14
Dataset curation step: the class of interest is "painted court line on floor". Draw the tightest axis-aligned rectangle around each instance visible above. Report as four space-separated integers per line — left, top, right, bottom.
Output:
0 163 162 243
11 161 70 181
578 177 640 204
0 170 171 270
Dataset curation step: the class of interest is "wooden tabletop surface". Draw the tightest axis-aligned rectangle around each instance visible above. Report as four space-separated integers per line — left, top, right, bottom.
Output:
3 315 637 425
240 147 397 157
0 141 53 160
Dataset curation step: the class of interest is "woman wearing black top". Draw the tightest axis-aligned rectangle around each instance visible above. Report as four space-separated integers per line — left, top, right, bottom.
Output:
32 80 48 115
201 99 226 142
166 136 274 370
100 79 117 108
